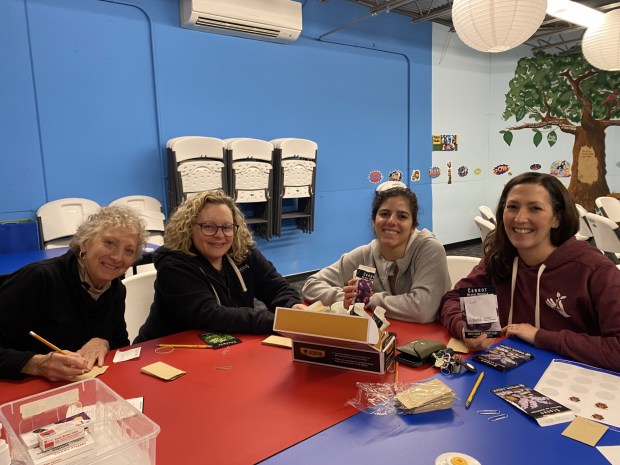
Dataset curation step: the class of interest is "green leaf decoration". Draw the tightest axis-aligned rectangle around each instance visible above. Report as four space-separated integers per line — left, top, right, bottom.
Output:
515 107 527 121
547 131 557 147
533 130 543 147
503 131 513 146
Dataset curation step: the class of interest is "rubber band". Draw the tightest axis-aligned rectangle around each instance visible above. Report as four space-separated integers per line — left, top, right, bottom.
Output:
216 365 233 370
221 346 231 356
155 347 174 354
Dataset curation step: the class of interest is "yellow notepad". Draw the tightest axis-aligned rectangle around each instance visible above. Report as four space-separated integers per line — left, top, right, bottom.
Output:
140 361 186 381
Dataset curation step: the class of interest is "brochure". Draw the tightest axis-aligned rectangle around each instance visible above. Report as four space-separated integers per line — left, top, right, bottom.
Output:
473 344 533 371
492 383 575 427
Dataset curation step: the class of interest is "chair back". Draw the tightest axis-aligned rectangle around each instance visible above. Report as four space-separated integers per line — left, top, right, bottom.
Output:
446 256 480 287
110 195 163 215
478 206 497 225
574 204 593 241
595 197 620 223
584 212 620 254
474 216 495 242
122 269 157 343
37 198 100 249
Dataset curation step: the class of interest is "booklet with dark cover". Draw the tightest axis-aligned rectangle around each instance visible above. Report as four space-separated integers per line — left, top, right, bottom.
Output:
492 384 574 427
473 344 533 371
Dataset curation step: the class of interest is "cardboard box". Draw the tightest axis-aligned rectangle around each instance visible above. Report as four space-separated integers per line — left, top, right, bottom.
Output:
273 307 396 374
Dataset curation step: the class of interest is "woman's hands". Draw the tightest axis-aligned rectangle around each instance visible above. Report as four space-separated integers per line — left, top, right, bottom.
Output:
460 328 495 352
343 278 360 309
21 352 89 381
77 337 110 370
21 337 111 381
502 323 538 345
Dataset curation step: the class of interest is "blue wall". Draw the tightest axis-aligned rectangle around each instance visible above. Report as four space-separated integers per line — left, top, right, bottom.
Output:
0 0 432 275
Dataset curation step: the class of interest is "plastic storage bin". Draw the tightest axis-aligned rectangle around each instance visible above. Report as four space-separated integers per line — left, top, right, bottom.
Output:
0 378 160 465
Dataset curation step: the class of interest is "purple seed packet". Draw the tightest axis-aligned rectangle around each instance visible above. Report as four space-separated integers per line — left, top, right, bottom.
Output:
353 265 376 305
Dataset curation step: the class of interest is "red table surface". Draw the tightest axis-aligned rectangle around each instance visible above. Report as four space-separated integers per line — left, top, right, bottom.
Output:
0 320 449 465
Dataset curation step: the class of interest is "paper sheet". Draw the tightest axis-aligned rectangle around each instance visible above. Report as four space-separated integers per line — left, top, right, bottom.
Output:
113 347 141 363
74 365 108 380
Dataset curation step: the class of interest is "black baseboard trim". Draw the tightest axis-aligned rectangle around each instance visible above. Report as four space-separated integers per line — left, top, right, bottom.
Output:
285 270 318 283
444 238 482 250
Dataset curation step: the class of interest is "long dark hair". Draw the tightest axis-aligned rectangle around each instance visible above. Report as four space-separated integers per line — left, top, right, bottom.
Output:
484 172 579 281
371 187 419 228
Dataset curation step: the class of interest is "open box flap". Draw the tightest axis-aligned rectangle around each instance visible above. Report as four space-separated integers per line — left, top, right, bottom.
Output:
274 307 380 345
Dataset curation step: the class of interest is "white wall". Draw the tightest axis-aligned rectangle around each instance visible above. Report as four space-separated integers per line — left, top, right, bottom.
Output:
433 24 620 245
431 25 491 245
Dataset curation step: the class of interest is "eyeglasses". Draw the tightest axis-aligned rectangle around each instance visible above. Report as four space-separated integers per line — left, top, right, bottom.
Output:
195 223 239 237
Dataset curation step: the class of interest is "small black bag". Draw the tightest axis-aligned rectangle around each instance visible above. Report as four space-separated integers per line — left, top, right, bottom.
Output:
395 339 447 367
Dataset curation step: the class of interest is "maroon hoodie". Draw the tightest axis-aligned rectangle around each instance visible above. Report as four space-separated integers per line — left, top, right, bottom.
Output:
440 238 620 372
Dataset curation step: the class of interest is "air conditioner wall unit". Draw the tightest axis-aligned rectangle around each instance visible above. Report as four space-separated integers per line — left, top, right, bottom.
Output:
180 0 302 44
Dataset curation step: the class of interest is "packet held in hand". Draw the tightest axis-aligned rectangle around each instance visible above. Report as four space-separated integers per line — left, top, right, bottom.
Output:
353 265 375 306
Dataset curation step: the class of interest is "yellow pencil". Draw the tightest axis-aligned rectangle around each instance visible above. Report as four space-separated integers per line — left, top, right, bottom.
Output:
465 371 485 409
29 331 68 355
157 344 212 349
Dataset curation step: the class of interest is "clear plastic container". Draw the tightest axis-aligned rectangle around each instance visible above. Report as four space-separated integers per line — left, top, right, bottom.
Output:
0 379 160 465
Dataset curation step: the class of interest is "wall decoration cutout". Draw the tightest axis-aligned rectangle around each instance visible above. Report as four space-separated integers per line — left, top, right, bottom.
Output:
411 170 421 182
432 134 458 151
368 170 383 184
550 160 571 177
500 52 620 211
429 166 441 179
388 170 403 182
530 163 542 171
493 164 511 175
447 161 452 184
458 166 469 177
474 168 482 175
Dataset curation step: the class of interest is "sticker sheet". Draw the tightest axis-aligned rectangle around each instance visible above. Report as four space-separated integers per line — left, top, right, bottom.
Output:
535 359 620 429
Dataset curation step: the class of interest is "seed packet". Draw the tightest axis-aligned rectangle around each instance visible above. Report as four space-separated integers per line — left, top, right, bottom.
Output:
353 265 376 306
199 333 242 348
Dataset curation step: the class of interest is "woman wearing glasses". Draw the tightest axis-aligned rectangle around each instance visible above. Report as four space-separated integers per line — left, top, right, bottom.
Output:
134 190 304 343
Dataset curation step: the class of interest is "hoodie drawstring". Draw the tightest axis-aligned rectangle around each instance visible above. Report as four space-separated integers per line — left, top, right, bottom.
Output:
226 255 247 293
508 256 545 329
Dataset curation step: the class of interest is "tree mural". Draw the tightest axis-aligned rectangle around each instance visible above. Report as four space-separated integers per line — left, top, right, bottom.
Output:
501 52 620 212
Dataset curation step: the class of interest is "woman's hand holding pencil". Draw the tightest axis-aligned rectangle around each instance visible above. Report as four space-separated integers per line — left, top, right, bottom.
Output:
21 331 91 381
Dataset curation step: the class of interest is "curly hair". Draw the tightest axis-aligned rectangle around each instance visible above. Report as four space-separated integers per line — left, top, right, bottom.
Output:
484 172 579 281
69 205 147 260
371 186 419 228
164 190 254 263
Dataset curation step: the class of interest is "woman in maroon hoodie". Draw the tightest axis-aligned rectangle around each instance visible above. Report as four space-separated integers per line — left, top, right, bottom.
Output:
439 172 620 372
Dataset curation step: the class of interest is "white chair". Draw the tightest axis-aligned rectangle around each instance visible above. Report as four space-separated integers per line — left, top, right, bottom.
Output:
122 269 157 343
446 256 480 287
37 198 101 249
595 196 620 223
584 212 620 267
474 216 496 242
478 206 497 225
574 204 593 241
110 195 163 215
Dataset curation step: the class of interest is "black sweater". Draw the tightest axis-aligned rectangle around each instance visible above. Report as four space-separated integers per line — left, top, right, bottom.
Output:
134 246 301 343
0 251 129 379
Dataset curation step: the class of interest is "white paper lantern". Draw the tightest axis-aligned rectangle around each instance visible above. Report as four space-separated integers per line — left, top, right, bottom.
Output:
452 0 548 53
582 9 620 71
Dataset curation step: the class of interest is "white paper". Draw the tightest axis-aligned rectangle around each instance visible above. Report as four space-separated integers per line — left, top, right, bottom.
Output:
535 359 620 429
113 347 141 363
463 294 499 324
597 445 620 465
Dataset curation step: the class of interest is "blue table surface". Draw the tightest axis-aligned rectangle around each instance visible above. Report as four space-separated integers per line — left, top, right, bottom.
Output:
261 339 620 465
0 246 158 275
0 248 66 275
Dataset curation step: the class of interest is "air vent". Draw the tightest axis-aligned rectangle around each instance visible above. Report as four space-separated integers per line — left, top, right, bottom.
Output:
196 17 280 38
